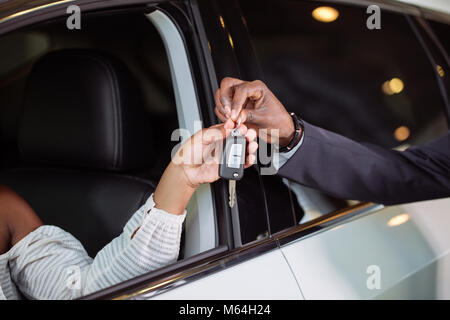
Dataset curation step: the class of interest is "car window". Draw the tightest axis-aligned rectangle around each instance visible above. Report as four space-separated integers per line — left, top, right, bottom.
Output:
0 8 220 298
0 12 178 175
194 0 309 244
428 19 450 58
240 0 449 224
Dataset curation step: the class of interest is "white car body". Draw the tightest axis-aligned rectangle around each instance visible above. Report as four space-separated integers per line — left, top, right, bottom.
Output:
151 198 450 299
399 0 450 15
149 0 450 300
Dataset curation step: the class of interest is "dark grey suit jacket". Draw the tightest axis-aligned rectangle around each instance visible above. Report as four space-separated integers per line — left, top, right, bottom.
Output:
278 121 450 205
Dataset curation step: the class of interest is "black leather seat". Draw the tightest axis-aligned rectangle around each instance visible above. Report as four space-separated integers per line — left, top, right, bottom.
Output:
0 49 157 256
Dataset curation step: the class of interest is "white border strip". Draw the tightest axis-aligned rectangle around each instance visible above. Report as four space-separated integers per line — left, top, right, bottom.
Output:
146 10 217 257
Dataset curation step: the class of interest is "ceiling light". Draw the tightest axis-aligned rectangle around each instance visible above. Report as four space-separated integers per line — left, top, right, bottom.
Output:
312 6 339 23
394 126 410 141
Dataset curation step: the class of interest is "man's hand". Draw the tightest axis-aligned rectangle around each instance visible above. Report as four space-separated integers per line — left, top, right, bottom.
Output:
214 77 296 146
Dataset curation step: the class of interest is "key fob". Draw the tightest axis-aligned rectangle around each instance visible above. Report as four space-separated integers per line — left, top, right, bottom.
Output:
219 129 246 180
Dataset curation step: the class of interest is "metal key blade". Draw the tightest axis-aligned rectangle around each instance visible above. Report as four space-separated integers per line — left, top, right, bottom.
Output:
229 180 236 207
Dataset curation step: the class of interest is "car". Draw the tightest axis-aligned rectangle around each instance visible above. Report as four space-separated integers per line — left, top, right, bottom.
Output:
0 0 448 300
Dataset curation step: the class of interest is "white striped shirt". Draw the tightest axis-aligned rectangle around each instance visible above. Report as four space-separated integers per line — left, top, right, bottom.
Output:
0 193 185 300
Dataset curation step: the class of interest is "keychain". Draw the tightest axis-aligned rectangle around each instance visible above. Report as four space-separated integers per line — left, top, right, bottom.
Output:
219 127 246 207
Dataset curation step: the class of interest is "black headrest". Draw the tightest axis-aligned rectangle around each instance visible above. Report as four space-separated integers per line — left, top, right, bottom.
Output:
18 49 154 172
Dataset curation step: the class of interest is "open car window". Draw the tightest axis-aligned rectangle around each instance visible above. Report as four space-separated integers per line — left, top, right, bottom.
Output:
240 0 449 224
0 5 220 299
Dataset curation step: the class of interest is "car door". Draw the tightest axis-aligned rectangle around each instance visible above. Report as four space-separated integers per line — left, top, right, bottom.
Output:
0 0 303 300
140 2 305 299
281 198 450 299
233 0 450 299
84 0 305 299
119 0 450 299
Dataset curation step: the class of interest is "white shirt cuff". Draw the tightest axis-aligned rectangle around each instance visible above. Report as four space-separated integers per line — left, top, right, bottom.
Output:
143 193 186 225
273 133 305 171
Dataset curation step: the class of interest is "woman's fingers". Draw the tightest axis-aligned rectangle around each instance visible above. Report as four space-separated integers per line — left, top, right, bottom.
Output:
244 153 256 168
241 127 258 168
237 123 248 136
244 131 258 168
201 124 227 145
202 122 250 147
196 123 257 170
245 128 257 143
247 141 258 156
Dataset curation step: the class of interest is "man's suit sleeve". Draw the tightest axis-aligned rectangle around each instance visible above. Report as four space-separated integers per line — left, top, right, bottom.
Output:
277 121 450 205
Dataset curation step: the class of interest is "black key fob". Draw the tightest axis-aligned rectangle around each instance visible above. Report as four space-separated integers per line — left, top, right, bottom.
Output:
219 129 246 180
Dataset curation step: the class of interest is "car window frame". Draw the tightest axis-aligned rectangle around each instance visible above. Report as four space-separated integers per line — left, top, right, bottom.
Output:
145 8 219 258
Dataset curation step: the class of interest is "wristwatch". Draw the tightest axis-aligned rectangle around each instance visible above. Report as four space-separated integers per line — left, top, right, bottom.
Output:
279 112 304 153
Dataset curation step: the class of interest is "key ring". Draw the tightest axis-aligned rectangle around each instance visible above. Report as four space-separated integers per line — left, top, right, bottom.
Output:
231 128 240 136
231 116 242 136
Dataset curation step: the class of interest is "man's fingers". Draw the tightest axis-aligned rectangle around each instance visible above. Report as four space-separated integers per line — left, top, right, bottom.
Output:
230 85 249 121
214 89 230 120
215 77 245 122
224 118 235 130
216 78 266 124
219 77 245 106
219 77 245 120
237 109 254 126
214 106 228 123
231 81 264 121
220 96 231 116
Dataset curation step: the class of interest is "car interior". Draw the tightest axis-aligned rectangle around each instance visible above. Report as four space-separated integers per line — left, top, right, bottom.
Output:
0 5 317 261
0 11 179 258
0 6 309 275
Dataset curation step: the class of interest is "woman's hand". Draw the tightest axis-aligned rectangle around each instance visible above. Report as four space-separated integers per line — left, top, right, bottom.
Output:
153 122 258 215
174 121 258 187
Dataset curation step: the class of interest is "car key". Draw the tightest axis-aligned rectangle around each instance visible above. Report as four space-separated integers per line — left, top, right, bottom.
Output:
219 127 246 207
